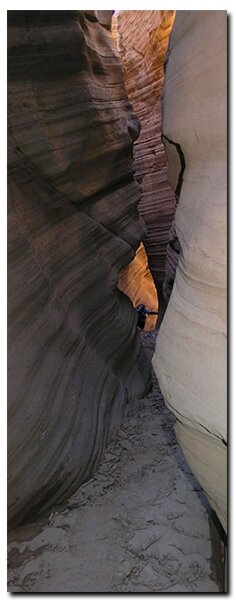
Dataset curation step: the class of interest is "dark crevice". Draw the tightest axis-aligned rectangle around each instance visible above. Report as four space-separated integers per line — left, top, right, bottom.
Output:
162 134 186 198
84 12 98 23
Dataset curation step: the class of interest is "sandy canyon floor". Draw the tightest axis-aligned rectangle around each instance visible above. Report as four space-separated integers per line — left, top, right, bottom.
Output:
8 331 220 593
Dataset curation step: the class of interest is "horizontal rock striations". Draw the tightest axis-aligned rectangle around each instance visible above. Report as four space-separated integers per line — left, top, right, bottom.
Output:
152 11 227 530
8 10 152 528
162 214 181 305
115 10 176 295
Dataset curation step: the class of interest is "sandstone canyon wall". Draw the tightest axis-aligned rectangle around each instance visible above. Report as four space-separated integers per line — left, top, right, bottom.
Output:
7 10 154 528
116 10 176 296
152 11 227 531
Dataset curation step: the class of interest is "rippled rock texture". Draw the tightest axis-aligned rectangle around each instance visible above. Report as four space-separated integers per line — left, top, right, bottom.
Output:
116 10 176 295
153 11 227 530
8 10 152 528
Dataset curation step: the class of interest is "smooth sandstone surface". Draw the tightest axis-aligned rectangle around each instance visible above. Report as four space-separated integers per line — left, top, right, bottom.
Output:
8 10 153 528
116 10 176 292
152 11 227 530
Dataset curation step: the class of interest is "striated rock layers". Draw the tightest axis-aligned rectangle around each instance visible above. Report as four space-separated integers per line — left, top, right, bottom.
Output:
116 10 176 295
7 10 153 528
153 11 227 530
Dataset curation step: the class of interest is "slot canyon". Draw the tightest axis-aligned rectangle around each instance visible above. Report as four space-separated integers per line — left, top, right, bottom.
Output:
7 9 227 593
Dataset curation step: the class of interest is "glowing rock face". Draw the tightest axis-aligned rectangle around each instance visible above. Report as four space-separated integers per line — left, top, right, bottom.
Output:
152 11 227 531
118 243 158 331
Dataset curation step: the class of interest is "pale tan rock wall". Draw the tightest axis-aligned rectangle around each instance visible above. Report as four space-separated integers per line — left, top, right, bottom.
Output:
152 10 227 530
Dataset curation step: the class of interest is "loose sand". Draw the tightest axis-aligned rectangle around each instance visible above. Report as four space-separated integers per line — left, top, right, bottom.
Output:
8 331 219 593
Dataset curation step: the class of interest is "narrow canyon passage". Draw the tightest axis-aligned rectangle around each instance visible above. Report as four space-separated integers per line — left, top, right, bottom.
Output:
7 9 227 593
8 332 219 593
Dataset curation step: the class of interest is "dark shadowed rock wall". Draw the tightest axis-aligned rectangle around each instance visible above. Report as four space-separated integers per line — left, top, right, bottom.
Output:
8 10 152 528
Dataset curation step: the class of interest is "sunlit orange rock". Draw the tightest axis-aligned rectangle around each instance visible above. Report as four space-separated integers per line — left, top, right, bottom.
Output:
118 243 158 330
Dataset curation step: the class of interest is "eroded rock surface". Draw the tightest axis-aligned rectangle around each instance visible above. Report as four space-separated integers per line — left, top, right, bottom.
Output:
8 10 152 528
115 10 176 294
7 333 219 593
153 11 227 531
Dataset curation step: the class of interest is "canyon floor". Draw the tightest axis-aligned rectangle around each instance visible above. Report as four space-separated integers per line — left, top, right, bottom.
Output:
8 330 220 593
